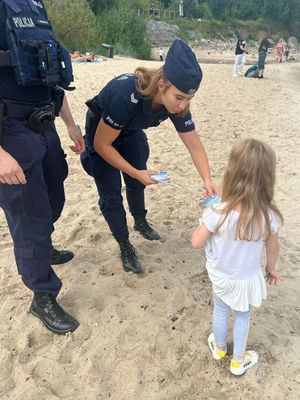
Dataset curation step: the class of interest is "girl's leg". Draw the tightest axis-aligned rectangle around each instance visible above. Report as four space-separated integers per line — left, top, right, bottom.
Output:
230 307 258 375
232 308 251 360
212 295 231 352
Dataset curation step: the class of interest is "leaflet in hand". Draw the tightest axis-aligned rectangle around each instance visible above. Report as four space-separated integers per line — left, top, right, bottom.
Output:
150 171 171 183
201 195 221 207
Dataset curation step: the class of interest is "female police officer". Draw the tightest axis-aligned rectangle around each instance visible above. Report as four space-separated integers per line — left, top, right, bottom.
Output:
81 39 218 274
0 0 85 334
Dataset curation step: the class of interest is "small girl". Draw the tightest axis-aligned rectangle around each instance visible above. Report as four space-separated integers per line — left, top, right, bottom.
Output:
192 138 283 375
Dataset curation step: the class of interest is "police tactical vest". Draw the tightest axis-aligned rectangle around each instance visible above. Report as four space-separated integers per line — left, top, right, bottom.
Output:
0 0 73 89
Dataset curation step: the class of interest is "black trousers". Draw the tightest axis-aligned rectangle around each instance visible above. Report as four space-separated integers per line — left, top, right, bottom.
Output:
0 119 68 295
81 130 149 240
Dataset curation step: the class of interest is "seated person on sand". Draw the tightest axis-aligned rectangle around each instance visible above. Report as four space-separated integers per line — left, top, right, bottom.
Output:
71 51 95 62
71 50 85 61
244 64 259 78
85 52 95 62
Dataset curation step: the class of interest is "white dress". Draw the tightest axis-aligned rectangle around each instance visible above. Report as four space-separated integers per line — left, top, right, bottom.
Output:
201 204 279 312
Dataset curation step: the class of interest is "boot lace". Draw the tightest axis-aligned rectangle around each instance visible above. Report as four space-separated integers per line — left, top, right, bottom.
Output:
40 294 67 319
120 241 135 257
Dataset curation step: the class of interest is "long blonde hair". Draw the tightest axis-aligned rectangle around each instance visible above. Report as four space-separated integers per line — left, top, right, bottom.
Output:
216 139 283 240
134 66 190 117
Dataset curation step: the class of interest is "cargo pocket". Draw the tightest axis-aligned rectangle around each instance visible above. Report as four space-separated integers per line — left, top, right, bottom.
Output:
0 182 26 212
55 149 69 183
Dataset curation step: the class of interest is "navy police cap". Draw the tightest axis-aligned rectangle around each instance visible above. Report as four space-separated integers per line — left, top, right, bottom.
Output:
163 39 202 94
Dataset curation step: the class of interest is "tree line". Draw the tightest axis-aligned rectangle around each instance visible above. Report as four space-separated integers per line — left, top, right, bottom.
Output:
87 0 300 33
44 0 299 59
156 1 300 37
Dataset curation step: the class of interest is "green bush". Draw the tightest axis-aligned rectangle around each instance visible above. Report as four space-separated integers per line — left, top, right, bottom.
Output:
97 7 152 59
199 3 213 20
44 0 97 51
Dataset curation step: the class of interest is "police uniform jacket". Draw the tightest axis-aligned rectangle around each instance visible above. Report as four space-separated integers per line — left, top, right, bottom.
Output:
0 1 51 104
85 73 196 153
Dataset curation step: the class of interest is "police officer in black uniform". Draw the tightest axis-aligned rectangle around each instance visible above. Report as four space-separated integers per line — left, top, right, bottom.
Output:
81 39 218 274
0 0 85 334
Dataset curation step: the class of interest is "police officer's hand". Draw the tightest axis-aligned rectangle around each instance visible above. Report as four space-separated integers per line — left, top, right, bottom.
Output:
68 125 85 154
203 180 220 198
136 170 159 186
0 148 26 185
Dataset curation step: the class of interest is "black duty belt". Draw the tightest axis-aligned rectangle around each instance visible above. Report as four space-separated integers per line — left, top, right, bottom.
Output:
3 100 53 119
1 99 55 134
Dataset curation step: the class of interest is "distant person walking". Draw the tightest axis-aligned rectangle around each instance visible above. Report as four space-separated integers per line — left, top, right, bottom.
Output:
233 32 249 77
159 48 164 62
284 45 290 62
275 39 284 63
258 31 271 79
150 3 157 16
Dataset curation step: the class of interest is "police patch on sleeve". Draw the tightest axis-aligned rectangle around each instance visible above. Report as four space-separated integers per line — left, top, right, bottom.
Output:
104 115 123 129
169 111 195 133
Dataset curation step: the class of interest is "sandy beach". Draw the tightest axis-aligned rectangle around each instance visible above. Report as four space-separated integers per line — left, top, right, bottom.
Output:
0 56 300 400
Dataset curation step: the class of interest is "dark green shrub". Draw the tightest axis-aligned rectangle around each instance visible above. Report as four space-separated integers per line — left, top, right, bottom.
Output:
97 7 152 59
44 0 97 51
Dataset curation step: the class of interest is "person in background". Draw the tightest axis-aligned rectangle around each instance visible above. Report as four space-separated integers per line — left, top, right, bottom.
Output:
85 52 95 62
244 64 259 78
275 39 285 63
233 31 249 77
71 50 85 62
284 44 290 62
192 138 283 376
258 31 271 78
150 3 155 16
0 0 85 334
159 48 164 62
71 51 95 62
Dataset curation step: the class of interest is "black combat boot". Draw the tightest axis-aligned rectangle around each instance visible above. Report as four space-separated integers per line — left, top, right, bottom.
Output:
117 238 143 274
51 248 74 265
29 293 79 334
133 214 160 241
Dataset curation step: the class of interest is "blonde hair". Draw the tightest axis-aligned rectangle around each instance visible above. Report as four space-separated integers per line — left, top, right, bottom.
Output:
216 138 283 240
135 66 168 97
134 66 190 117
